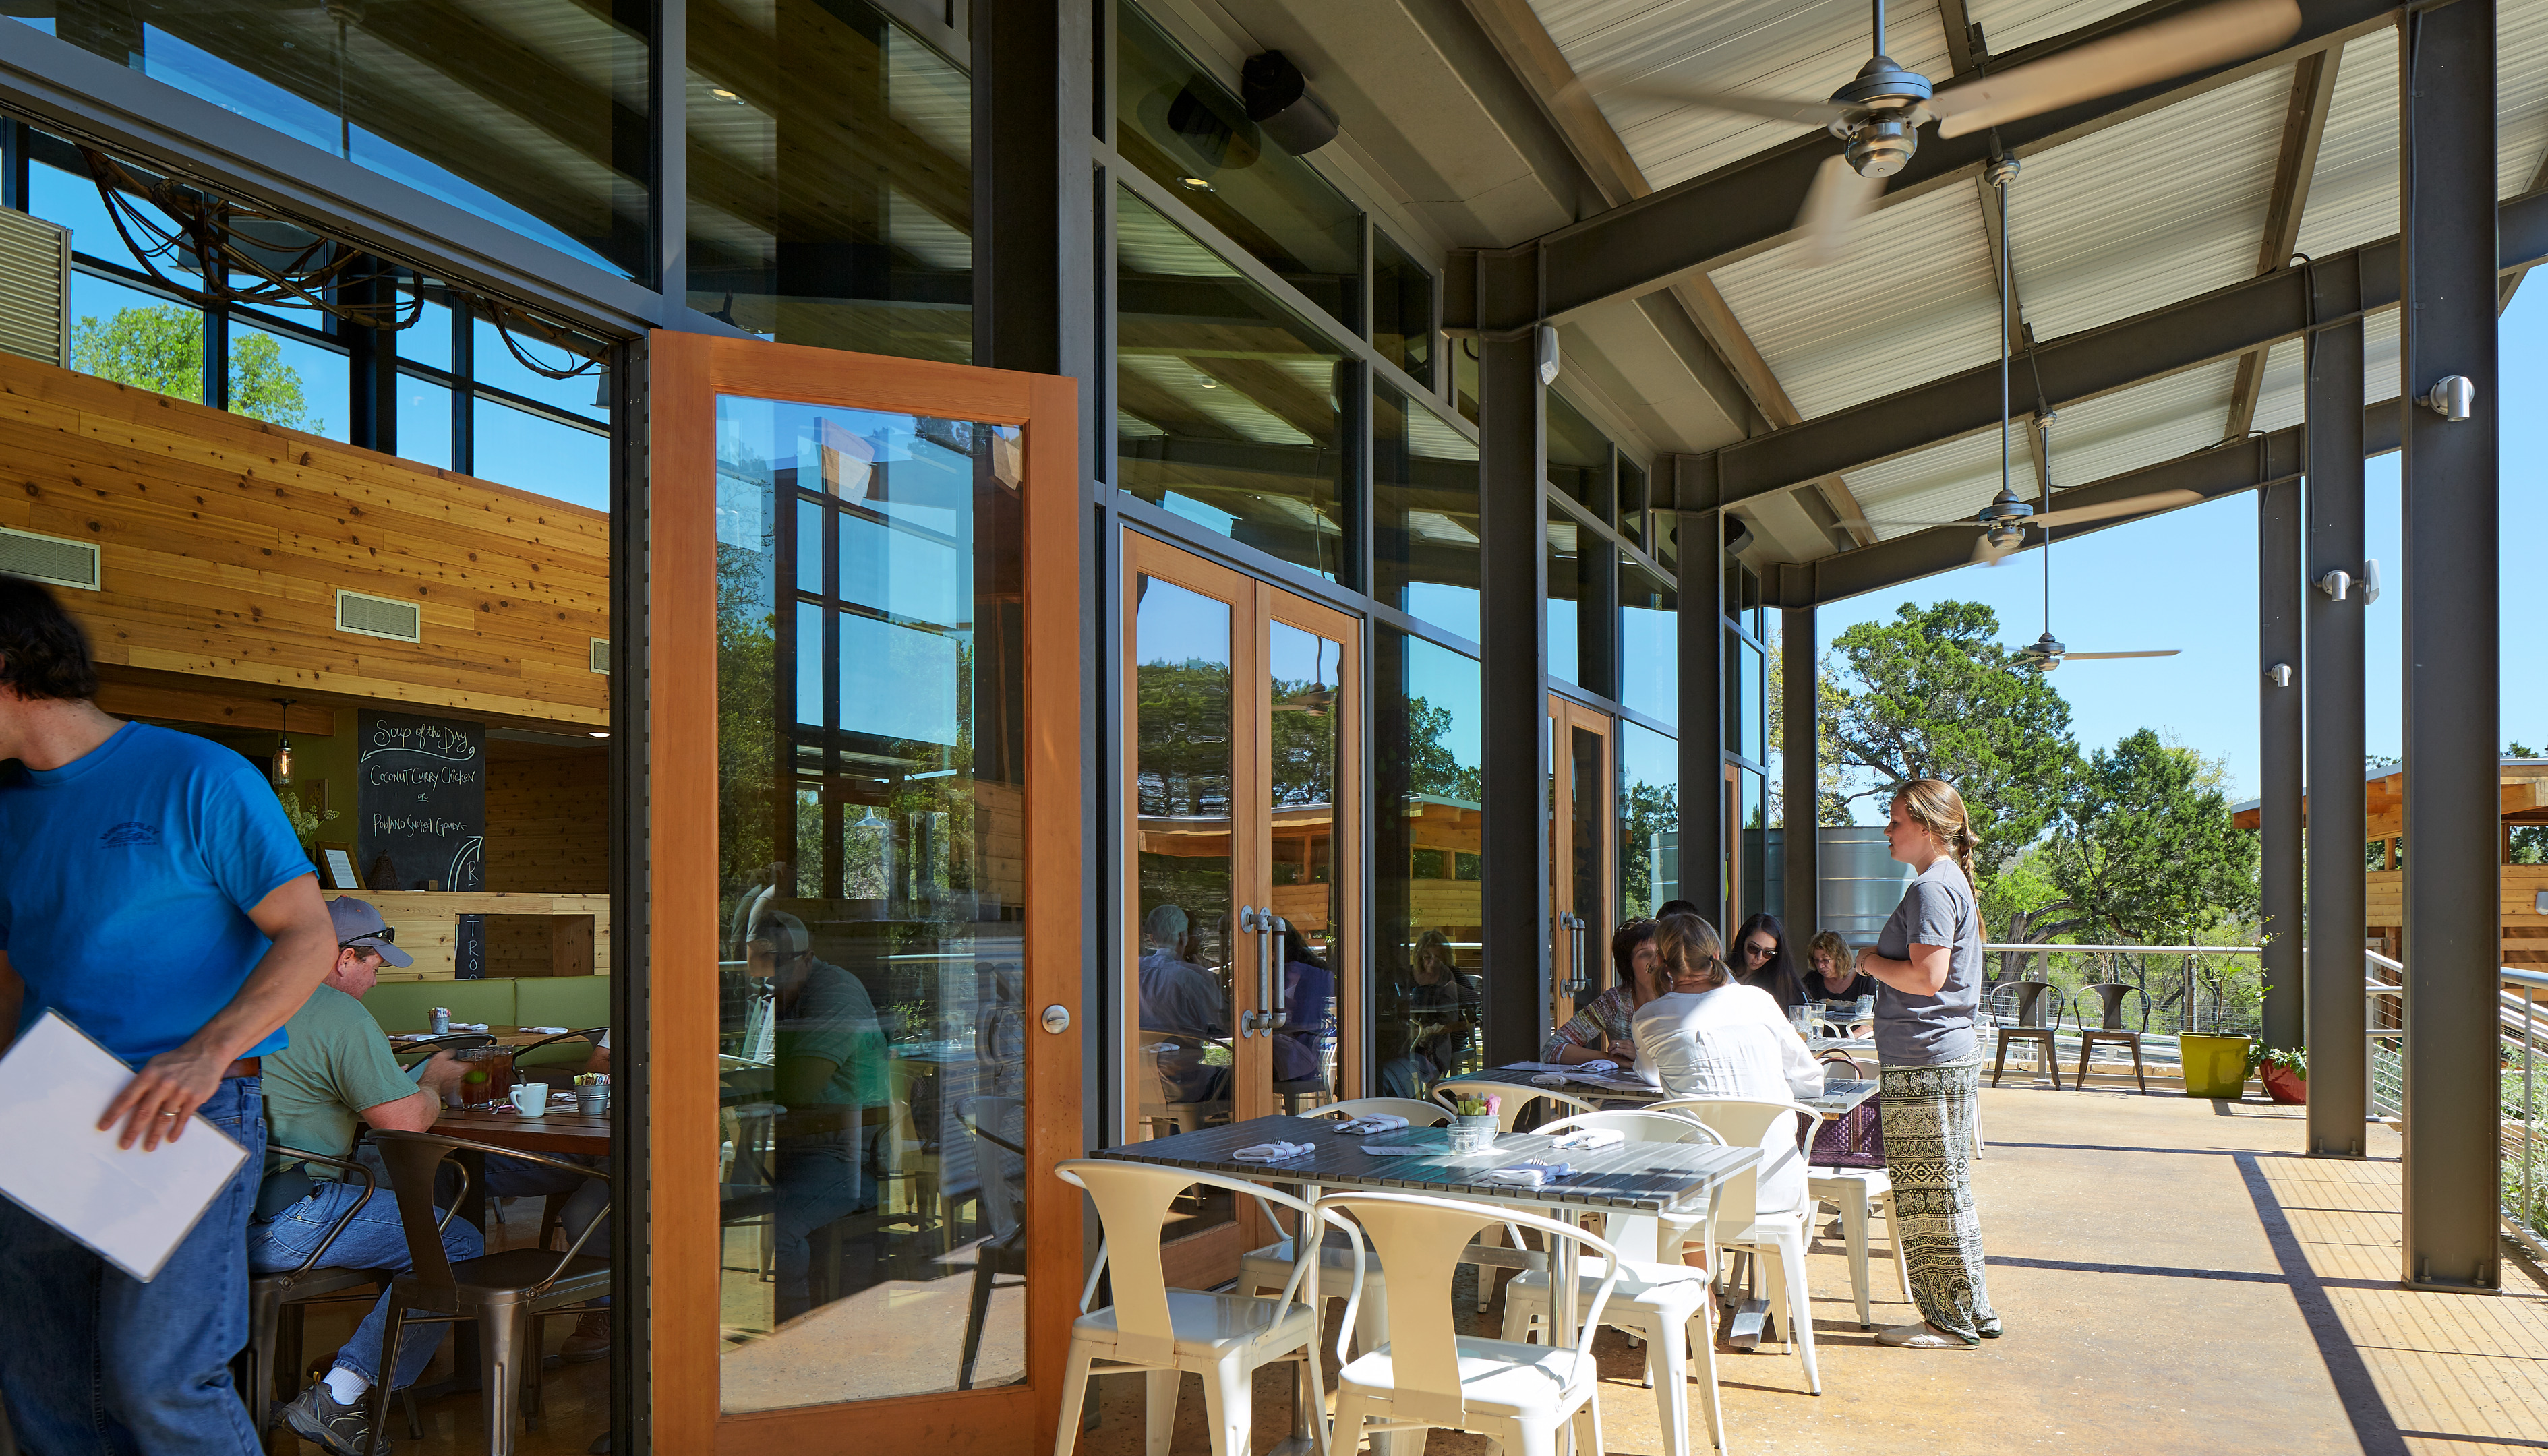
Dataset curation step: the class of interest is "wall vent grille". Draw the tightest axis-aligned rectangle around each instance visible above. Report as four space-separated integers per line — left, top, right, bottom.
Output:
0 207 71 367
590 638 610 674
0 526 100 590
336 589 422 642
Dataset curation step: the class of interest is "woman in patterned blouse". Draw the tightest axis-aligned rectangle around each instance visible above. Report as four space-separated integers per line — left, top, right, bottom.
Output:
1541 919 1670 1064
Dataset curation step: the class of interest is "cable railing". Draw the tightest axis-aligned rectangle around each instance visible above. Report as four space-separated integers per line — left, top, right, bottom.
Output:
1978 942 2268 1043
2368 949 2548 1261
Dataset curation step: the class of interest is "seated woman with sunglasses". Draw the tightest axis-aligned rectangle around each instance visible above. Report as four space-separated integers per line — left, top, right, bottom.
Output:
1539 919 1669 1065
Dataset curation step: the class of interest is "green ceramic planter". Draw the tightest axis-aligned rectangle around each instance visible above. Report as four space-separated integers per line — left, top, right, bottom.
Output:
2180 1033 2253 1098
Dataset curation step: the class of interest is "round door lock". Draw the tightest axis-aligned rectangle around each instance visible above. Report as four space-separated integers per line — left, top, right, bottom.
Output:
1041 1004 1071 1035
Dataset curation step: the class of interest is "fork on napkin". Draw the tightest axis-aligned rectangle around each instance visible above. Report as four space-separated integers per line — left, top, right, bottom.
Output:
1233 1141 1317 1163
1332 1114 1409 1134
1480 1160 1572 1188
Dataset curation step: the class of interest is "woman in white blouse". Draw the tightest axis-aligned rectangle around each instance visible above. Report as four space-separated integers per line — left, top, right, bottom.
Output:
1631 912 1825 1214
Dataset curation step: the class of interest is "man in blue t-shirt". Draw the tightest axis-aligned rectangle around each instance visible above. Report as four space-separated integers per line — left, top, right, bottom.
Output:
0 575 337 1456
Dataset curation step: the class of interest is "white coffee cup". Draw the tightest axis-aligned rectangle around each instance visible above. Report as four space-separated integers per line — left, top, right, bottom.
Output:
509 1083 548 1117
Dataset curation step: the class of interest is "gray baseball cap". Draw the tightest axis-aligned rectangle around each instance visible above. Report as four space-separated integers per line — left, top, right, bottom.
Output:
328 897 413 967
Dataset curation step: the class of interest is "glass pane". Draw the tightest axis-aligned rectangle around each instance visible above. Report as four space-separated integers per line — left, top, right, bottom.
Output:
1268 620 1341 1109
25 7 649 278
1539 509 1579 692
470 398 609 512
396 373 452 470
1570 724 1604 987
1375 630 1483 1096
403 289 456 373
1115 1 1360 331
714 395 1030 1411
1619 459 1649 549
688 2 973 361
227 322 346 439
1546 390 1613 518
1116 188 1350 581
1373 382 1479 641
1452 338 1479 425
1620 721 1678 922
1739 638 1765 763
1373 229 1434 385
1130 572 1241 1256
473 315 609 422
29 152 186 280
1619 557 1676 727
1740 768 1768 923
67 271 204 403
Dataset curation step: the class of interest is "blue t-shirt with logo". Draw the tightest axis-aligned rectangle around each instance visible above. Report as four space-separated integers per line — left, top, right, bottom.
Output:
0 722 314 1066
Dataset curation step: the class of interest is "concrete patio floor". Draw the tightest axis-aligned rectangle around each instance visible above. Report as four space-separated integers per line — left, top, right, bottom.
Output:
1074 1085 2548 1456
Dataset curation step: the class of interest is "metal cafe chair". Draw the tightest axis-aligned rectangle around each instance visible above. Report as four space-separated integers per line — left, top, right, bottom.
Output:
957 1096 1029 1391
1986 981 2069 1088
366 1131 611 1456
1236 1099 1456 1364
240 1146 421 1438
1427 1080 1598 1310
2073 983 2154 1093
391 1031 498 1059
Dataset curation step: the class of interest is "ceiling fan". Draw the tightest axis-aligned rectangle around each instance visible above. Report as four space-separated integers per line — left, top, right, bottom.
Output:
1617 0 2302 266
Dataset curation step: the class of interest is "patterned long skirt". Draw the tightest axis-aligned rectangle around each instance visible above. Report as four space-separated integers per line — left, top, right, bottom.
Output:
1877 1056 1998 1343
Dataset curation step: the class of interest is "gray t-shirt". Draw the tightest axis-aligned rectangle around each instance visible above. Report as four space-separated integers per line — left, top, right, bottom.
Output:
1872 858 1984 1067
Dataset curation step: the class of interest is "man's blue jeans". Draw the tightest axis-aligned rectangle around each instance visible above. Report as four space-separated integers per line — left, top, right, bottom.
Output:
245 1176 485 1391
0 1076 267 1456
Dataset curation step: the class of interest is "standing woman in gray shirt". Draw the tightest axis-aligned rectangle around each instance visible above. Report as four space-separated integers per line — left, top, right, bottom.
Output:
1856 777 2002 1349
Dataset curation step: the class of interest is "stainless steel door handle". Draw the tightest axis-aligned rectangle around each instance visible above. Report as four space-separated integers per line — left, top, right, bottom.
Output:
1238 905 1268 1035
1269 915 1291 1028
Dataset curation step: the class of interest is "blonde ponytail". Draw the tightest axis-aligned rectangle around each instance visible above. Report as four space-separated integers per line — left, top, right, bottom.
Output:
1893 777 1978 886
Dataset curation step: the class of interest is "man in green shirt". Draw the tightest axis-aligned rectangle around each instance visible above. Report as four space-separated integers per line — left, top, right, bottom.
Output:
249 899 480 1456
760 911 889 1323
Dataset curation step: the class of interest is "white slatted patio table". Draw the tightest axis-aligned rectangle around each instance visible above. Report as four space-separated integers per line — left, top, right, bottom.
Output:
1484 1064 1880 1122
1096 1113 1758 1456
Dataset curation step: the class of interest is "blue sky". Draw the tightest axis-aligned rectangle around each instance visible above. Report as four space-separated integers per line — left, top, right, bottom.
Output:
1815 288 2548 812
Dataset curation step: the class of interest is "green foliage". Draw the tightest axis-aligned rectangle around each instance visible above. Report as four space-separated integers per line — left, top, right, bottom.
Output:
2246 1042 2307 1080
2512 741 2547 865
1823 599 2079 890
71 304 321 433
274 785 338 847
1402 694 1481 804
1620 777 1678 916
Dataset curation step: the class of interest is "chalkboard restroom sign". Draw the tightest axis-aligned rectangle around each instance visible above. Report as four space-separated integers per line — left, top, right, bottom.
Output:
357 712 487 979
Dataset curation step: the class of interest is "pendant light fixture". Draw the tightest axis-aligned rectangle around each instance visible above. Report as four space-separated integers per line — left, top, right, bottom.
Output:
272 698 297 787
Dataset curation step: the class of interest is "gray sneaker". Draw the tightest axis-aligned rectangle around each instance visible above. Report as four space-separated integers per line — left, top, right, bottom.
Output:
276 1381 393 1456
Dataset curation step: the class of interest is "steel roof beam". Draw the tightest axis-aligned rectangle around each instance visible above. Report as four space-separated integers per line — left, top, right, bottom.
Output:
1772 398 2400 606
2226 47 2340 438
1448 0 2398 331
1692 187 2548 512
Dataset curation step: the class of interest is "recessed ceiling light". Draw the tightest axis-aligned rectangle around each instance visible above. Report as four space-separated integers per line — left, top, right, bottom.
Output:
588 730 611 739
1179 175 1212 191
1197 376 1218 389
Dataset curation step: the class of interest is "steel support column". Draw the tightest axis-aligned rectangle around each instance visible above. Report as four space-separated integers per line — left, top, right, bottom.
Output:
1478 311 1549 1066
2399 0 2503 1293
1677 481 1727 933
1781 603 1819 942
2259 478 2303 1051
2305 317 2368 1157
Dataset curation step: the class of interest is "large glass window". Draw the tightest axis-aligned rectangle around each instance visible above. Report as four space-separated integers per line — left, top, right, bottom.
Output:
1547 507 1582 688
713 394 1028 1409
1375 630 1483 1096
1619 557 1676 727
1114 1 1360 332
1729 632 1765 765
1739 767 1768 923
1373 229 1434 386
1545 390 1613 519
1373 383 1479 641
19 3 651 278
688 0 974 361
1620 721 1679 922
1116 188 1351 582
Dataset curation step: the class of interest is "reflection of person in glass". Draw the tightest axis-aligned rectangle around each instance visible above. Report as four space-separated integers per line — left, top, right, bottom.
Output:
1137 903 1228 1105
1272 925 1335 1087
759 911 889 1323
1378 930 1480 1095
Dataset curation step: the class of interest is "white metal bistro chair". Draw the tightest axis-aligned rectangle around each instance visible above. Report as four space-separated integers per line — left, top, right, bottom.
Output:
1052 1160 1329 1456
1796 1056 1912 1330
1498 1110 1734 1455
1237 1099 1454 1364
1324 1193 1621 1456
1429 1080 1598 1310
1651 1097 1824 1395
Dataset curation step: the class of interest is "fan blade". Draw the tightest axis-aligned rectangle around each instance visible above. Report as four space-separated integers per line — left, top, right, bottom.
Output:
1791 155 1883 268
2030 488 2203 530
1603 80 1854 126
1930 0 2301 139
1835 516 1967 530
1970 532 2023 567
2061 650 2182 660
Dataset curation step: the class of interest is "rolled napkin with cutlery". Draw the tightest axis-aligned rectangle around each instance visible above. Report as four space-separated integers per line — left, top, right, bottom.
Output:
1233 1141 1317 1163
521 1026 570 1035
1547 1128 1624 1151
1333 1114 1409 1134
1480 1160 1573 1188
1578 1059 1620 1074
1359 1144 1427 1156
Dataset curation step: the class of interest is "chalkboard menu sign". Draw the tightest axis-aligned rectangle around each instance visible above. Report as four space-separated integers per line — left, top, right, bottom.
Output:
357 712 488 978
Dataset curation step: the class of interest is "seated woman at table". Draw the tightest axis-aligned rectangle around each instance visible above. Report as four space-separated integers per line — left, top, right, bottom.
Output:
1540 919 1666 1064
1804 928 1878 1003
1632 913 1825 1213
1732 912 1808 1013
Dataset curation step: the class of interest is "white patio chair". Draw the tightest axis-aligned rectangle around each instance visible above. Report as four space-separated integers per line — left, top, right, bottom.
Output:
1237 1099 1454 1362
1499 1110 1733 1455
1650 1096 1824 1395
1429 1080 1597 1310
1051 1160 1328 1456
1324 1193 1620 1456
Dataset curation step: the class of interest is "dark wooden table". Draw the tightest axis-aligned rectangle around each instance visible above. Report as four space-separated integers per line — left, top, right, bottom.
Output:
436 1105 613 1157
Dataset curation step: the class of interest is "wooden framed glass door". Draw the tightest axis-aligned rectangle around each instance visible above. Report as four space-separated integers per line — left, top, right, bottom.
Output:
649 332 1082 1455
1119 530 1361 1285
1548 698 1614 1031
